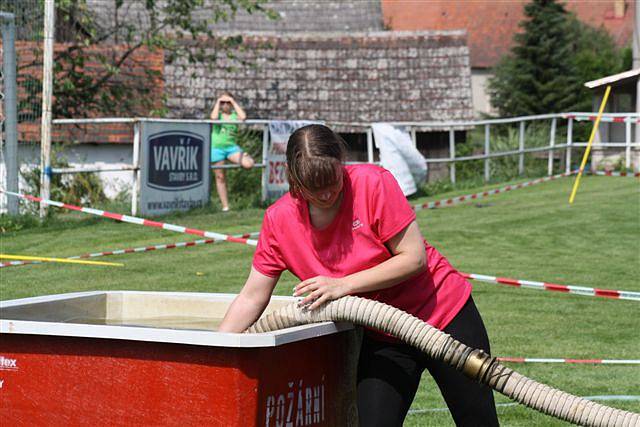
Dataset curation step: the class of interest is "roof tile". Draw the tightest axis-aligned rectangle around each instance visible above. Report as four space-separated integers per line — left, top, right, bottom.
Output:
166 31 474 131
382 0 634 68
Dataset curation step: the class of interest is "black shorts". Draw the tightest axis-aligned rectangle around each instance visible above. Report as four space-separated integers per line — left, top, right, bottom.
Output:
357 296 499 426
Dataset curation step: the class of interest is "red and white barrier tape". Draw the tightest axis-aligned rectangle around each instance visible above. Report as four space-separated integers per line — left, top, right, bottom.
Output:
462 273 640 302
413 171 575 211
591 171 640 178
498 357 640 365
4 191 636 305
0 232 261 268
562 114 640 123
0 190 258 246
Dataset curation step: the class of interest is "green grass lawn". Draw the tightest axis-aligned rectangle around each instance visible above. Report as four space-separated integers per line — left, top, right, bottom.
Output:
1 175 639 425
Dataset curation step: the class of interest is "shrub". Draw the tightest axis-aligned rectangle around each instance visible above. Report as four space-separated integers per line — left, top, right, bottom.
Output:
20 143 106 216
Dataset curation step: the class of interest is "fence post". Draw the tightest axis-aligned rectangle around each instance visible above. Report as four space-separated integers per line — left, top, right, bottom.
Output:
625 118 632 170
1 14 18 215
484 124 490 182
131 121 141 215
548 118 556 176
449 128 456 184
261 123 269 202
518 121 525 176
367 127 374 163
565 117 573 173
39 0 55 218
410 126 417 148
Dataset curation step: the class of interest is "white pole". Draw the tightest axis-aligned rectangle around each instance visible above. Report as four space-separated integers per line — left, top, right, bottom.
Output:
634 0 639 101
548 118 556 176
410 127 417 148
634 2 639 169
518 121 525 175
366 127 374 163
484 124 490 182
565 118 573 173
261 123 269 202
625 119 632 170
449 128 456 183
131 121 141 215
636 122 639 172
39 0 55 218
1 14 18 215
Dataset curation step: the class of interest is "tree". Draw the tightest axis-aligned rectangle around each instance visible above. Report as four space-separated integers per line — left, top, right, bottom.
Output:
22 0 277 118
565 14 630 111
488 0 627 116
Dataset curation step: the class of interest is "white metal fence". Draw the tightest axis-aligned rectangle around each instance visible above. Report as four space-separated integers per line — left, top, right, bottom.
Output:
4 112 638 215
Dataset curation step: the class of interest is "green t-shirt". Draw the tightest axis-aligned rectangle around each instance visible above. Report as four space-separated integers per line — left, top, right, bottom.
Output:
211 112 239 148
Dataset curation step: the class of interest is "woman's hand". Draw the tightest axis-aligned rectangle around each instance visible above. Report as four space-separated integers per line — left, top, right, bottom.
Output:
293 276 350 310
219 94 233 103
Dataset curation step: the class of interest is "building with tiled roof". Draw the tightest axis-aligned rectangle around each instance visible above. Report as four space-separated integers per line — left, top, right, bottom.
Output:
382 0 633 69
6 2 474 199
382 0 635 115
167 31 473 130
88 1 474 128
584 69 640 170
88 0 384 34
167 30 473 175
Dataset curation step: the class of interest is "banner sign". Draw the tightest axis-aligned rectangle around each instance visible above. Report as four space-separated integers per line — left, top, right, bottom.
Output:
263 120 320 201
139 122 210 215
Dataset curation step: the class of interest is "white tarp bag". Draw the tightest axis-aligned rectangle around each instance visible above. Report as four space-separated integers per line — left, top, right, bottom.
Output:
372 123 427 196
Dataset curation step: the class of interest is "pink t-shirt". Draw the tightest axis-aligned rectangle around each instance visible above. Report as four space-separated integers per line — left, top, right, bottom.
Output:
253 164 471 336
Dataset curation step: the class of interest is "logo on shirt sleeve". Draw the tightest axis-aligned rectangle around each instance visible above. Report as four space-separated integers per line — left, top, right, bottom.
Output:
352 219 363 231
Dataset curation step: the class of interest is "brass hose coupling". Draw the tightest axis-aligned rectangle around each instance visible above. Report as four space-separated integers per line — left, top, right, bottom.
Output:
462 349 495 381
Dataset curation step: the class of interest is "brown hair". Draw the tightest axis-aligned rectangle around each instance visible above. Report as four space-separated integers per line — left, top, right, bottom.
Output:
286 124 347 199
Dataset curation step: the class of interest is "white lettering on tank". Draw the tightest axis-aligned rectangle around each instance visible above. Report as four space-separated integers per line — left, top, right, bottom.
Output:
0 356 17 370
305 386 313 425
276 394 285 427
296 380 304 426
265 376 326 426
286 381 294 427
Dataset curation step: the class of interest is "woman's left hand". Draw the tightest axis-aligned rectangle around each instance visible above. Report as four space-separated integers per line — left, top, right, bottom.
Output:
293 276 350 310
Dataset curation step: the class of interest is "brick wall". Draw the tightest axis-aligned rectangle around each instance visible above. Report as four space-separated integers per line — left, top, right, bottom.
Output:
7 42 163 144
17 122 135 145
6 31 473 142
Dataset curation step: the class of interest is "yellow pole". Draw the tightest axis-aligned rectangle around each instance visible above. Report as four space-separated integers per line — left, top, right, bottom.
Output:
569 85 612 204
0 254 124 267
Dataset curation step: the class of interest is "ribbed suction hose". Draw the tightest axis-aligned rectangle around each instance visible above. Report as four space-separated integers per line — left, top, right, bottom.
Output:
247 296 639 427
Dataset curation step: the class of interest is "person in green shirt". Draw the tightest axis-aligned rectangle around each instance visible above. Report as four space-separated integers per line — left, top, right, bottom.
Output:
209 92 254 211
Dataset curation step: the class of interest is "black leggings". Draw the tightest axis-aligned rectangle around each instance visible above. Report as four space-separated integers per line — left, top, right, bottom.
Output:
357 296 499 426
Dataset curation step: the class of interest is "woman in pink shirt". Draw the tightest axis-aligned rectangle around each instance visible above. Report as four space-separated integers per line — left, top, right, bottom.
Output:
219 124 498 426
